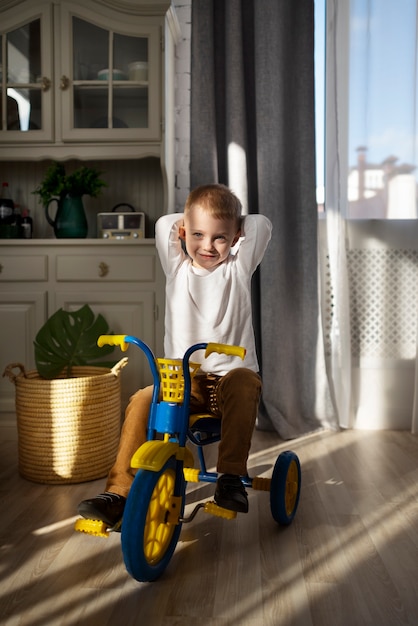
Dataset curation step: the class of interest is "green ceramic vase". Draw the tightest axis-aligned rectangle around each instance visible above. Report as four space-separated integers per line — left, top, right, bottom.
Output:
45 195 88 238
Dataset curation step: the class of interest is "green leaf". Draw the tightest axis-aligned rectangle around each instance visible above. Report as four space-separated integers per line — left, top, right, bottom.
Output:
34 305 116 379
32 162 106 206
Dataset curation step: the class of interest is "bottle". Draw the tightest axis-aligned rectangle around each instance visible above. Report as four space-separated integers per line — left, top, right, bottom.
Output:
0 182 15 225
21 209 33 238
13 203 23 236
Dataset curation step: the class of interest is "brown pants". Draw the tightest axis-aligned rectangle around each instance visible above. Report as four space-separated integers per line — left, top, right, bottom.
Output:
106 368 262 498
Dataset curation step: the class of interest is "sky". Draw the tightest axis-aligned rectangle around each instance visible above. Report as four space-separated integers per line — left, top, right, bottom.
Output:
349 0 417 167
315 0 418 198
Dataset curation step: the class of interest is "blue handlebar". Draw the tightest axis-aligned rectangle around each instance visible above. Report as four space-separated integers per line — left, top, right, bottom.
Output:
182 342 207 403
98 335 245 408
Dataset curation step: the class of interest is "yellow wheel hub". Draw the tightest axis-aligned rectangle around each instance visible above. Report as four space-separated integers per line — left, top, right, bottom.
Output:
285 459 300 516
143 469 177 565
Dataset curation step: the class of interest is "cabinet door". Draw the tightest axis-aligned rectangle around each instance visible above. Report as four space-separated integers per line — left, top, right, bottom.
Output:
0 291 47 412
60 3 161 142
0 2 53 142
53 290 156 409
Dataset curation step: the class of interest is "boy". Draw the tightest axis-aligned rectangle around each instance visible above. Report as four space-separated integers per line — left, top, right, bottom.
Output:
78 184 272 526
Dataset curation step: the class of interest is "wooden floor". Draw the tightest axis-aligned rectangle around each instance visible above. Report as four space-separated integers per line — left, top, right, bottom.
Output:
1 420 418 626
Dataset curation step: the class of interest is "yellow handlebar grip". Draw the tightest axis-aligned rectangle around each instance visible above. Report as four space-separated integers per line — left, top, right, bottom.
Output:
97 334 129 352
205 343 246 361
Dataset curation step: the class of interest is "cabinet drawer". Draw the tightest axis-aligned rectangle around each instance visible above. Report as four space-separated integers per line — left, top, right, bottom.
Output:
56 254 155 282
0 255 48 281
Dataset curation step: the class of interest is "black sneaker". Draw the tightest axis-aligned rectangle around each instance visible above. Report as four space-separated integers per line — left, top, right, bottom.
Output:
214 474 248 513
77 492 126 527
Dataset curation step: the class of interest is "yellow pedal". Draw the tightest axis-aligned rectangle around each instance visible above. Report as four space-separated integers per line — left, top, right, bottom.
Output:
183 467 200 482
74 518 110 538
251 476 272 491
203 501 237 520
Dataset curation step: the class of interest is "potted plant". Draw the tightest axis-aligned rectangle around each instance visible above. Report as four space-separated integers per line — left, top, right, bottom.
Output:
3 305 128 484
34 304 116 378
33 162 107 238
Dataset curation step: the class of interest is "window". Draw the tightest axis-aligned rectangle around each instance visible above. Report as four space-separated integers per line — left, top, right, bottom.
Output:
316 0 418 218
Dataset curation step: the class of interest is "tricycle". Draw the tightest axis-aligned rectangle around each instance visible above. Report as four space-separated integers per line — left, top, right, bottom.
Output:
75 334 301 582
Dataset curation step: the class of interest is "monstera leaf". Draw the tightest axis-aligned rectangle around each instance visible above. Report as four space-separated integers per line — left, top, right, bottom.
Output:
34 305 116 379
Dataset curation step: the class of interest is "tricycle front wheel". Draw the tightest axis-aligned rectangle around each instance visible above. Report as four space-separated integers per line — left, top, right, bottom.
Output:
121 457 185 582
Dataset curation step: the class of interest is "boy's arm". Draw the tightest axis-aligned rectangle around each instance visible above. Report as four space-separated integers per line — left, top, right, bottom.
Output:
155 213 185 276
237 214 272 273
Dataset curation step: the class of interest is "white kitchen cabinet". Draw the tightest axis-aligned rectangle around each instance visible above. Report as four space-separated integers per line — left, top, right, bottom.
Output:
0 290 47 411
0 239 165 413
0 0 179 202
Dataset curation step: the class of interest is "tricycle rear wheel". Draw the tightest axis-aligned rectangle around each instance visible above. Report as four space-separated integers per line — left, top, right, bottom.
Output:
270 451 301 525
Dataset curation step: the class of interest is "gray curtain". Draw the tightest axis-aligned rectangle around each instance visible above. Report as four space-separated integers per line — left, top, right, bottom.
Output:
190 0 336 438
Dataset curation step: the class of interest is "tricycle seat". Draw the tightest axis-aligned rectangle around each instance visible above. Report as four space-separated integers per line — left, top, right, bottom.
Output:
188 413 221 446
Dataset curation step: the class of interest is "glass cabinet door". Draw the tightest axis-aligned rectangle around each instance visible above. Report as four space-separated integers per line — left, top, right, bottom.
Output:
61 10 161 142
0 6 53 141
0 2 162 146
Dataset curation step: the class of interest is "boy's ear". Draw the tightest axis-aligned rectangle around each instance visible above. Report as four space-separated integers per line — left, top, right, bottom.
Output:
231 228 241 247
179 225 186 240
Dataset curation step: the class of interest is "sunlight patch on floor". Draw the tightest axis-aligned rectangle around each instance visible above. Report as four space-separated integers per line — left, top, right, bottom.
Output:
32 515 80 536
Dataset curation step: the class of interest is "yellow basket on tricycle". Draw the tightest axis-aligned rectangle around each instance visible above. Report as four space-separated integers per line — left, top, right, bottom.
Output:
157 358 201 402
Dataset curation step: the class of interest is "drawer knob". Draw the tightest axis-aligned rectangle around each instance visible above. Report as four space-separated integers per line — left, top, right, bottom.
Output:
98 261 109 277
60 75 70 91
41 76 51 92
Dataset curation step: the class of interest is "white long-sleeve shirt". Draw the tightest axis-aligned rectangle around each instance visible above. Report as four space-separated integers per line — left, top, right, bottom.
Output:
155 213 272 375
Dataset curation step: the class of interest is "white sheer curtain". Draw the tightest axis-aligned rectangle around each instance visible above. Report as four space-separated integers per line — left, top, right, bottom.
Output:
322 0 354 429
323 0 418 431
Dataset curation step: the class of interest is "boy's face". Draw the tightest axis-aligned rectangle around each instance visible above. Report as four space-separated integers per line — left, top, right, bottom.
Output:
179 205 241 271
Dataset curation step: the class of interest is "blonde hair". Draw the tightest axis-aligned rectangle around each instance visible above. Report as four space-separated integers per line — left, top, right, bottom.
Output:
184 184 242 225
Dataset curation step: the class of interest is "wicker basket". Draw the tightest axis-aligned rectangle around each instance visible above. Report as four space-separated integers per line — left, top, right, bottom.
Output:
3 358 128 484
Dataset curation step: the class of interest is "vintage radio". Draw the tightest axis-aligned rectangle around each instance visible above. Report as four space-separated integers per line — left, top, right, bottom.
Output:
97 204 145 240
